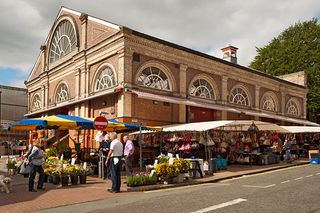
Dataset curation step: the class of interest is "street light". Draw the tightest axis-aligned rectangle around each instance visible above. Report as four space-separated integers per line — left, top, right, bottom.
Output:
0 91 2 129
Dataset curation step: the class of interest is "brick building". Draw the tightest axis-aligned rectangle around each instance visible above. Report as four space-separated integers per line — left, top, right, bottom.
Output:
26 7 315 130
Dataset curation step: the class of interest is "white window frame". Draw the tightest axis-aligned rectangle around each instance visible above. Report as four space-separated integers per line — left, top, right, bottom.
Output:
137 66 171 91
95 66 117 91
229 86 250 106
49 19 77 64
55 83 69 104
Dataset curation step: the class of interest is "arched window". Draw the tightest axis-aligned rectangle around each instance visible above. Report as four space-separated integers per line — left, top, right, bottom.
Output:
49 20 77 64
287 99 300 116
55 83 69 103
32 94 41 111
137 66 171 91
190 79 215 100
229 86 250 106
261 93 277 112
95 66 117 91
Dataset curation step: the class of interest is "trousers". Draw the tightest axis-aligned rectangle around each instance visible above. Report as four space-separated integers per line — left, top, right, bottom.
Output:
29 164 44 191
110 157 122 192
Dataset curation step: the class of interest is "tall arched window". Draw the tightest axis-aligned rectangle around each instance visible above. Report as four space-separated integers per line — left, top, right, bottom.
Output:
229 86 250 106
32 94 41 111
137 66 171 91
95 66 117 91
55 83 69 103
261 93 277 112
287 99 300 116
49 20 77 64
190 79 216 100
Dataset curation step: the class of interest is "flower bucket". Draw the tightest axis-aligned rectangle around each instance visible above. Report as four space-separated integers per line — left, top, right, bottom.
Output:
48 175 53 183
70 175 79 185
52 175 61 185
79 174 87 184
61 176 69 186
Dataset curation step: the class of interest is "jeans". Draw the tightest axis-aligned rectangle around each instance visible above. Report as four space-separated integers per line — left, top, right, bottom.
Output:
110 157 121 192
29 164 45 191
284 150 291 162
125 155 133 176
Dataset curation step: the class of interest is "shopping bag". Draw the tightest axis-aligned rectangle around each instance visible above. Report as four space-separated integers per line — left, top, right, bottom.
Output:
20 160 31 174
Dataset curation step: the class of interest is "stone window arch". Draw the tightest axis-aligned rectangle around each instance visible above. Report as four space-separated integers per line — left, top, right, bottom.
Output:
261 92 278 112
189 75 218 100
286 98 300 116
94 65 117 92
55 83 69 104
49 19 77 64
32 94 42 111
136 61 175 92
229 85 251 106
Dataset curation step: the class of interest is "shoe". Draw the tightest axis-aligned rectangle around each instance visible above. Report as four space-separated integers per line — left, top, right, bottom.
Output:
107 188 113 192
37 187 46 191
29 189 37 192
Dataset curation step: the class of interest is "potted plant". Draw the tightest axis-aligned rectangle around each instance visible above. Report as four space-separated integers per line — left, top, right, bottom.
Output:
78 166 89 184
69 166 79 185
6 158 17 176
60 168 70 186
127 173 157 187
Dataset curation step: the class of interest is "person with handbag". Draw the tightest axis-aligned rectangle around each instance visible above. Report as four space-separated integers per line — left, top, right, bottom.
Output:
27 139 45 192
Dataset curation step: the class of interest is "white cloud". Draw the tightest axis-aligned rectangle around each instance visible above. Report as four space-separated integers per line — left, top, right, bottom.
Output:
0 0 319 77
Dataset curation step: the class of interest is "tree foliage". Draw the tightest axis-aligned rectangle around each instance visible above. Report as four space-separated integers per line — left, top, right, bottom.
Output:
249 18 320 121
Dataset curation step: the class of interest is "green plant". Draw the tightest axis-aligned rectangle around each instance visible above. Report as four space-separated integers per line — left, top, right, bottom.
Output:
6 159 17 170
127 175 157 187
60 168 70 177
69 165 80 176
158 155 169 164
167 164 180 177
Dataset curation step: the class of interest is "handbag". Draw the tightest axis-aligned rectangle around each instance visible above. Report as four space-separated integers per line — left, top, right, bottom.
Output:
20 159 31 174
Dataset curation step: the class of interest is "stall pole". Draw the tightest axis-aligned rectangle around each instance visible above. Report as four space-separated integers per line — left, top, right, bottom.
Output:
207 131 212 159
160 131 163 155
204 131 208 161
139 122 143 171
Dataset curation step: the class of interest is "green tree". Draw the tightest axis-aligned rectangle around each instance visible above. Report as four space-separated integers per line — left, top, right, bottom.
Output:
249 18 320 122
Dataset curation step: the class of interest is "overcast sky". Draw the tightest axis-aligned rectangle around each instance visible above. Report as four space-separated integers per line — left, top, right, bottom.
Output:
0 0 319 88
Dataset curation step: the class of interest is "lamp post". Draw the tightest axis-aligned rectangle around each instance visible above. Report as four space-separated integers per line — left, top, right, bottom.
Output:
0 91 2 129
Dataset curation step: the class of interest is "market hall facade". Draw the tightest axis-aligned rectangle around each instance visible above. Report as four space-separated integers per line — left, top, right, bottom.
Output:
26 7 312 129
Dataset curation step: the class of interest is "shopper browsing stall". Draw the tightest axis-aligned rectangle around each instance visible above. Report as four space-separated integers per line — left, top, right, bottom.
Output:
123 136 135 176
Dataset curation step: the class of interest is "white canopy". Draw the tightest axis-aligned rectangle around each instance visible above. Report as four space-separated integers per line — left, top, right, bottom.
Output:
280 126 320 133
162 120 289 132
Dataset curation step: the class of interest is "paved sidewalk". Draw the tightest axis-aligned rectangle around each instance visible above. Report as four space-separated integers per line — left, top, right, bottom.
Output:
0 158 310 213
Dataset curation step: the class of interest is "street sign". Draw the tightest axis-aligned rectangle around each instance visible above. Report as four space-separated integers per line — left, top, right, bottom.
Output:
93 116 108 130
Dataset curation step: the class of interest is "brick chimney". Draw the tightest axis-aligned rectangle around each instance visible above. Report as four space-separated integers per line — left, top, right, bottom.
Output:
221 45 238 64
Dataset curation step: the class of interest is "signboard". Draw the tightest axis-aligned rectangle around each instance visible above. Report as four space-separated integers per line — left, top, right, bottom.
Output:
93 116 108 131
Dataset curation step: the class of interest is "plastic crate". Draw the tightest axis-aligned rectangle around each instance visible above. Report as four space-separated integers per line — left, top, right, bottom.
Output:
310 158 319 164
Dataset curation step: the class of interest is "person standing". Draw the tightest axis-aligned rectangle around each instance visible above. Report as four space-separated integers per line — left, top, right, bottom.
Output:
106 132 123 193
123 136 135 176
27 139 45 192
99 133 111 179
283 139 292 163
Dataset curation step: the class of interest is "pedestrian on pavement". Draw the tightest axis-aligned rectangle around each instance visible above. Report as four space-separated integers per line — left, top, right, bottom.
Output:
27 139 45 192
283 139 292 163
105 132 123 193
99 132 111 179
123 135 135 176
